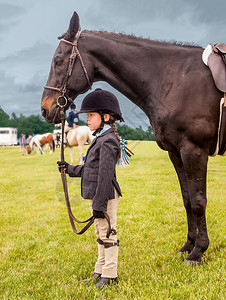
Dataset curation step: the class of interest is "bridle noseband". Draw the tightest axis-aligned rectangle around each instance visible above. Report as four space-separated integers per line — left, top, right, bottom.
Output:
44 32 92 108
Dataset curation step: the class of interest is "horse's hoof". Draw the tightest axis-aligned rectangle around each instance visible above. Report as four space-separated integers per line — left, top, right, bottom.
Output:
178 250 186 255
184 259 201 266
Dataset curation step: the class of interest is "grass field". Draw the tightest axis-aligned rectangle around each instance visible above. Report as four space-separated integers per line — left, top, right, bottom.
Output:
0 142 225 299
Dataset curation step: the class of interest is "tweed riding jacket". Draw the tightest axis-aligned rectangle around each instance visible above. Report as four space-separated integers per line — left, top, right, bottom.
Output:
67 128 122 211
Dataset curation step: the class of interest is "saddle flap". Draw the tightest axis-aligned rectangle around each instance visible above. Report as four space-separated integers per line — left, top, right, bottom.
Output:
208 52 226 92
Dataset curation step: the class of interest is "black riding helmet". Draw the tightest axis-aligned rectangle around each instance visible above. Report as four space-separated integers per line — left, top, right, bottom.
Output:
78 88 124 122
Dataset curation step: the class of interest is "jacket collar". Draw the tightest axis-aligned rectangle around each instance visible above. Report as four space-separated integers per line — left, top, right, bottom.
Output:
85 127 114 157
96 124 111 136
96 127 114 139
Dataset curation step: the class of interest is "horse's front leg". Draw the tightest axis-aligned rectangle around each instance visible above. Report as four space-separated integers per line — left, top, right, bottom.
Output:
69 147 74 164
180 144 209 264
168 151 197 254
78 144 83 165
49 142 53 154
39 145 44 155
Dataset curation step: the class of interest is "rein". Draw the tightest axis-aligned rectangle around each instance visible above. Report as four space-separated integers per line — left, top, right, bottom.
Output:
58 99 94 235
44 32 91 105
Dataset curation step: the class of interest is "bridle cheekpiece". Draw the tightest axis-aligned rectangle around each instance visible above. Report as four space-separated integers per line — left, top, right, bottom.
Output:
44 31 92 109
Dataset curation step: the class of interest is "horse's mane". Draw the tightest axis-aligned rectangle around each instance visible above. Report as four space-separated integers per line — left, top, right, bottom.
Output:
82 30 202 49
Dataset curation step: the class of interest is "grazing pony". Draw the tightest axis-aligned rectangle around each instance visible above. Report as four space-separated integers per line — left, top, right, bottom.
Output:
64 123 94 164
28 133 55 155
41 12 225 264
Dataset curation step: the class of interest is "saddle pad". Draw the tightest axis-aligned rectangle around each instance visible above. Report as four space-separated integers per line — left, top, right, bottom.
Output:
202 44 212 65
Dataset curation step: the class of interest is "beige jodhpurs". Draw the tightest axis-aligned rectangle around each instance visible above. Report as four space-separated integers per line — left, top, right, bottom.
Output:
89 189 119 278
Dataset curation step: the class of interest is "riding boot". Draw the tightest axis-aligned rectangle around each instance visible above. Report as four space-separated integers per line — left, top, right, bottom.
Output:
94 277 118 290
81 272 101 283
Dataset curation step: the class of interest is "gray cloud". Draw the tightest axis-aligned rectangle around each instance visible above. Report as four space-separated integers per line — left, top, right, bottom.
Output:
0 3 25 38
0 3 24 20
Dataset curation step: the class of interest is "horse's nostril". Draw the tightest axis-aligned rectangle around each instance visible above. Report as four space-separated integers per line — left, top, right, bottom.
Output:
41 108 47 118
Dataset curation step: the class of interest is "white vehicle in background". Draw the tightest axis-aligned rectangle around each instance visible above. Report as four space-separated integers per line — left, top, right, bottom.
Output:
0 127 17 146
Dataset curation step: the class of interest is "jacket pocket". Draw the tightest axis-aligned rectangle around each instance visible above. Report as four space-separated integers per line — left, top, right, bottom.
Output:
88 172 98 182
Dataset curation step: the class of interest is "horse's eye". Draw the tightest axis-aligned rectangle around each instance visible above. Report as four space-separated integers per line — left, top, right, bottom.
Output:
55 59 63 67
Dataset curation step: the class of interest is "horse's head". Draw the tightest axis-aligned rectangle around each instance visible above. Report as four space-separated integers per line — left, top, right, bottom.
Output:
41 11 93 123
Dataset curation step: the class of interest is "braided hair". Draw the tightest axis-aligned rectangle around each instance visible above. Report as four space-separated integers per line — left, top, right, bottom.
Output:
109 115 120 142
109 114 134 166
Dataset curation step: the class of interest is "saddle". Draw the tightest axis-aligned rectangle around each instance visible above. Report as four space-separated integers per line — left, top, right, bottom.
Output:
207 43 226 92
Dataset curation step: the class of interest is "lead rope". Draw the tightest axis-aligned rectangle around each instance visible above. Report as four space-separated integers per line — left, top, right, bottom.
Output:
59 106 94 235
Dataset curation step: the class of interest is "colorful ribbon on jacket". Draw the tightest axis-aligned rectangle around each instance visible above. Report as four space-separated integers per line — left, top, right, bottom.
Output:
117 138 134 167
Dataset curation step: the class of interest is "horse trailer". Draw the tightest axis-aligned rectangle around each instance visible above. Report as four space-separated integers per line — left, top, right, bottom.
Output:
0 128 17 146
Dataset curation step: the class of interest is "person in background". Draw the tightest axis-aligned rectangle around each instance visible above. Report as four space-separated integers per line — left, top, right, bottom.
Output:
27 133 33 145
19 134 23 152
67 103 79 129
21 133 26 156
56 132 61 148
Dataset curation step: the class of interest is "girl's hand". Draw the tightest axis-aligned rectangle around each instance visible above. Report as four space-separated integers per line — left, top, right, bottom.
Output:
57 161 69 173
93 210 105 219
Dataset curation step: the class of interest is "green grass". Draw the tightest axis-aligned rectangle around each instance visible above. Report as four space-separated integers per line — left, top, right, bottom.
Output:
0 142 225 299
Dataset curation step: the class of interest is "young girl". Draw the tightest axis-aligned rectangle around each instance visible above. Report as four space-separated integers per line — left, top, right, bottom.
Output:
58 88 124 289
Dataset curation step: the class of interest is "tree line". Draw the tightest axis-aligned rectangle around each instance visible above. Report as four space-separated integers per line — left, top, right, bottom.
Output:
0 107 54 137
0 107 155 141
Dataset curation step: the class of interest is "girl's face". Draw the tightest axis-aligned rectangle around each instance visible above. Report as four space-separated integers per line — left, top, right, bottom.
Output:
86 112 110 131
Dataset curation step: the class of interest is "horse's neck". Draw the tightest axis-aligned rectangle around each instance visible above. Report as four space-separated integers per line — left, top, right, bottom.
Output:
81 32 202 117
82 32 170 110
29 138 34 147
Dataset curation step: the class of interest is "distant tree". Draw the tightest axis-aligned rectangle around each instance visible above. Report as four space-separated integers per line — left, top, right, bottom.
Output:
0 107 155 140
17 115 54 137
0 107 54 137
78 119 87 126
0 107 11 127
116 123 155 141
10 112 18 128
146 126 155 141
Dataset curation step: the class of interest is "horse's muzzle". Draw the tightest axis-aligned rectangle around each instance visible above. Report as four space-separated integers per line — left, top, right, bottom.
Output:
41 107 48 119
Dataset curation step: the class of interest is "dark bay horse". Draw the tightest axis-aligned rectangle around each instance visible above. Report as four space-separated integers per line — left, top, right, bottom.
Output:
41 12 224 264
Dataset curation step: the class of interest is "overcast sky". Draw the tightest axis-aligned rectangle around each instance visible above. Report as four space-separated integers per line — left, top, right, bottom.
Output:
0 0 226 129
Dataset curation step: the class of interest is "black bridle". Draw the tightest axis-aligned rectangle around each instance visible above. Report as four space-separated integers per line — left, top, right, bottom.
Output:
44 32 92 109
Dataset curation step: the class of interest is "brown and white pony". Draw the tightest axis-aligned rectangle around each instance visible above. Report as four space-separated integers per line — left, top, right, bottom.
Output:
64 122 94 164
27 133 55 155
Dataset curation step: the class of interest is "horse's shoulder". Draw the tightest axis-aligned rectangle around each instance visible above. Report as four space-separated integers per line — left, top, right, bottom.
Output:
77 126 90 132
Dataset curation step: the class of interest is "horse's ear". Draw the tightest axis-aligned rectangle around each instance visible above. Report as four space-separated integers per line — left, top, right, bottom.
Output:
58 11 80 41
